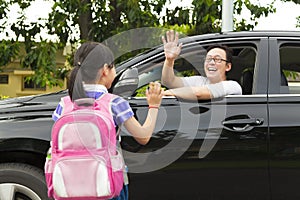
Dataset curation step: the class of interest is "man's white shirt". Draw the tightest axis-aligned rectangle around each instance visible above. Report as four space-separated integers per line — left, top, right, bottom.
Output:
182 76 242 98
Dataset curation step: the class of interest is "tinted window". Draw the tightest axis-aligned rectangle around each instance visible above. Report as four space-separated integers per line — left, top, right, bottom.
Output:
280 46 300 94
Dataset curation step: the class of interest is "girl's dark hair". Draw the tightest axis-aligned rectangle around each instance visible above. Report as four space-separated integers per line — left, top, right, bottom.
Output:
68 42 114 101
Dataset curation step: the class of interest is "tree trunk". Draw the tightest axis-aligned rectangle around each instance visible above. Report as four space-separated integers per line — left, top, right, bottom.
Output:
78 0 93 41
110 0 122 27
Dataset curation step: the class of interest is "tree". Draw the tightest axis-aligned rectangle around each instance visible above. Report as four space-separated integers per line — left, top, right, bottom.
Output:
282 0 300 3
0 0 276 88
0 0 64 87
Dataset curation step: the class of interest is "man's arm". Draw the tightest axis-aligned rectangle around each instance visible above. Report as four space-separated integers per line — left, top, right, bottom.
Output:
163 81 242 100
161 30 184 88
161 59 184 88
164 86 212 100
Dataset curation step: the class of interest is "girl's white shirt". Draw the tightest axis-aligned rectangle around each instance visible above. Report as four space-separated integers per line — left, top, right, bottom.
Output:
83 84 108 93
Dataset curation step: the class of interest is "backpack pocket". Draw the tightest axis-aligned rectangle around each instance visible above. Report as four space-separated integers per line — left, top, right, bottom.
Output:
52 156 112 198
110 149 125 172
44 157 54 197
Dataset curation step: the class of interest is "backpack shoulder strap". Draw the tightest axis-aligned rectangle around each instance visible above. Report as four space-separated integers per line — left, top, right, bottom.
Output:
95 93 115 115
61 96 74 115
97 93 124 141
97 93 123 138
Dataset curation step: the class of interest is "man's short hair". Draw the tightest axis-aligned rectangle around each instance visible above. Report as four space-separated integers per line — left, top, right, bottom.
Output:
206 44 233 64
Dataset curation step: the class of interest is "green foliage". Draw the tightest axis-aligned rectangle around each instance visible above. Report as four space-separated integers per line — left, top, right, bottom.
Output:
0 0 280 89
283 69 300 80
46 0 162 43
240 0 276 28
22 40 64 87
47 0 88 44
135 83 167 97
0 0 9 29
190 0 221 34
135 85 148 97
177 70 197 77
282 0 300 4
0 40 20 68
11 0 32 9
164 23 195 36
0 94 9 100
163 7 191 26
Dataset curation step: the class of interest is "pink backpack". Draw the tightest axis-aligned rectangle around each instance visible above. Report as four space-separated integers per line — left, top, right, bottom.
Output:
44 94 124 200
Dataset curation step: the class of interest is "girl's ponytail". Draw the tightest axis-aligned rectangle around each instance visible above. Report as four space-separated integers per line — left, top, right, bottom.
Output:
68 64 86 101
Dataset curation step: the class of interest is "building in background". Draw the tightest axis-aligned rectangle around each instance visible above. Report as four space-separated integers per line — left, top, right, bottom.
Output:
0 48 67 98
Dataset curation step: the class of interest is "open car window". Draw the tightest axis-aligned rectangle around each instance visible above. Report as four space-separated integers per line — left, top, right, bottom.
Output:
134 50 203 97
133 43 257 97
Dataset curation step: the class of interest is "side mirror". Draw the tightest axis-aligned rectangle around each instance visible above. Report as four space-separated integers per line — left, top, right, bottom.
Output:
113 67 139 97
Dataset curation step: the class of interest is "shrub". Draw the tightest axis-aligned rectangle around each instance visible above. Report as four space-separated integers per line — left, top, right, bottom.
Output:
0 94 9 100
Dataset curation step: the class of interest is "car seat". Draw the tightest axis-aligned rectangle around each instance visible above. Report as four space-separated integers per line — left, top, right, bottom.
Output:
240 68 254 95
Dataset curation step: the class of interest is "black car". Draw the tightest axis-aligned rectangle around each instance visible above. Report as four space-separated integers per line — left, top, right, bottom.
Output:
1 31 300 200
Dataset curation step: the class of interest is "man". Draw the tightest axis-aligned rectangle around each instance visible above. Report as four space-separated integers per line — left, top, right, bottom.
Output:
161 30 242 100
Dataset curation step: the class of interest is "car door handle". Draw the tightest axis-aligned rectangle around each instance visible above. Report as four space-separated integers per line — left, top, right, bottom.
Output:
222 118 264 132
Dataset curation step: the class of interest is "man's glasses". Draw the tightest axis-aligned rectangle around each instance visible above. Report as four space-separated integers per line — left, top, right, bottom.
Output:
205 57 228 63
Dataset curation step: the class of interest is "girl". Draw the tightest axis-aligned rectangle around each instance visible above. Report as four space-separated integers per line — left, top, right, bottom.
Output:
52 42 163 199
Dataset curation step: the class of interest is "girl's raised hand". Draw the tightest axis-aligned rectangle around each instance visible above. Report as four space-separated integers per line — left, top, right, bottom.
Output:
146 82 163 108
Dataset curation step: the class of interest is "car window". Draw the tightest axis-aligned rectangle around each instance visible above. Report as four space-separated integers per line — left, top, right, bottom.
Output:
134 44 257 97
229 46 257 95
135 51 202 97
280 46 300 94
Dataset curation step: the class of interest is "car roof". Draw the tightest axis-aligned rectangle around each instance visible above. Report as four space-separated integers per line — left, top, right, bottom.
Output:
181 30 300 43
116 30 300 72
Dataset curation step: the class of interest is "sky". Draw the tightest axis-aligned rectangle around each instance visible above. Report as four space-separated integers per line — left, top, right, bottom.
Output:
171 0 300 31
249 0 300 31
2 0 300 40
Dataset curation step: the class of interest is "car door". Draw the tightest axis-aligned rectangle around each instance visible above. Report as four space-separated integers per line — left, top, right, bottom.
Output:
115 36 270 200
268 37 300 200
